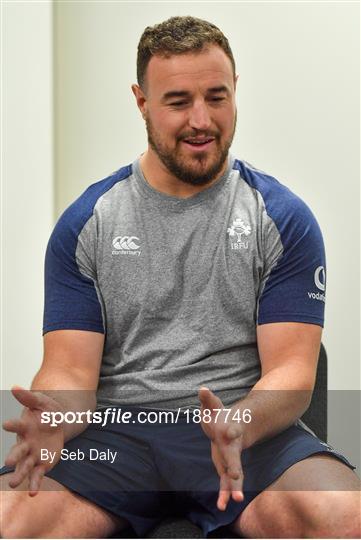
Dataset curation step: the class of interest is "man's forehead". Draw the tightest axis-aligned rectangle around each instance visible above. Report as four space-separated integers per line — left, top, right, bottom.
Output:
145 46 234 90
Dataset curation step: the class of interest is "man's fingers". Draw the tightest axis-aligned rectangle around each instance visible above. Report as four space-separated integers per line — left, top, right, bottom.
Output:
11 386 54 411
217 490 230 511
5 441 29 466
231 489 244 503
219 440 243 480
217 473 244 511
2 418 26 435
28 465 46 496
217 473 231 511
228 460 244 498
230 471 244 503
8 463 24 488
9 455 35 488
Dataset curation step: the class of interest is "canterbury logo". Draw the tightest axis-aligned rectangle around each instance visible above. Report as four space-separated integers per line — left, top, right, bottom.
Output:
112 236 140 250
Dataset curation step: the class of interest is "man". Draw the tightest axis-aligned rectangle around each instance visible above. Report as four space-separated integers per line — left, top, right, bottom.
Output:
1 16 360 539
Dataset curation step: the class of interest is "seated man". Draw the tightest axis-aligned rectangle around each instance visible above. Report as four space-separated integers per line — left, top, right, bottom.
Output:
1 15 360 539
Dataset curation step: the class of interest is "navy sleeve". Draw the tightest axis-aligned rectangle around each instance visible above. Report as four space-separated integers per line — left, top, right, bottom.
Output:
43 206 104 335
234 160 326 327
42 165 132 335
258 197 326 327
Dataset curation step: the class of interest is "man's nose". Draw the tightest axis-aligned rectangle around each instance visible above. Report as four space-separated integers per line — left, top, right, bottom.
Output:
188 101 212 131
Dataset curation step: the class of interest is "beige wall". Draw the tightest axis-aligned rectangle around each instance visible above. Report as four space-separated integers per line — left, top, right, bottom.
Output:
2 1 54 389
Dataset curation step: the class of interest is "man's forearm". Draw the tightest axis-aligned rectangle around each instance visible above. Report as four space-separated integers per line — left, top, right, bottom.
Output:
231 365 313 450
30 368 97 442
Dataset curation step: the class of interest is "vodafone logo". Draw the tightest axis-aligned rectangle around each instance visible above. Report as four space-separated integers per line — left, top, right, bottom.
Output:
308 265 326 303
314 266 326 292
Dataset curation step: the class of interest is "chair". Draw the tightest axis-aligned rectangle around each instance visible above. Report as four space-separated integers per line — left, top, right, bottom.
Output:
113 345 328 538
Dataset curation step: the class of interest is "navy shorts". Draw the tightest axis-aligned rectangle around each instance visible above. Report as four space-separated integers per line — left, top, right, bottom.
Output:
1 406 356 537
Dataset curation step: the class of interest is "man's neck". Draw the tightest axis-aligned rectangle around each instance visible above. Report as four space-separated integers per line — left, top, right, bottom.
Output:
139 150 228 199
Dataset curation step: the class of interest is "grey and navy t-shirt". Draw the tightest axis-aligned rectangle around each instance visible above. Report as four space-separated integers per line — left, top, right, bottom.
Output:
43 155 326 409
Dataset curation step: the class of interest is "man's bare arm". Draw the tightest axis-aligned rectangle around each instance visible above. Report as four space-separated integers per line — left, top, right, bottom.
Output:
231 321 322 449
199 321 322 510
31 329 105 441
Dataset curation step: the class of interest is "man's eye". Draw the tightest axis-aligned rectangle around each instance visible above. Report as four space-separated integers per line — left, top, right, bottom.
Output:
169 101 187 107
210 97 225 102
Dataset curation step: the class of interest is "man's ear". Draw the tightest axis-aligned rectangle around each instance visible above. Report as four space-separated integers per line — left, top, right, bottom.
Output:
132 84 147 119
234 74 239 90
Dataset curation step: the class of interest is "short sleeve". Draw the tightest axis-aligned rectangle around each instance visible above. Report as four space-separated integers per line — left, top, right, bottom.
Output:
42 164 132 335
257 196 326 327
43 207 104 335
233 160 326 328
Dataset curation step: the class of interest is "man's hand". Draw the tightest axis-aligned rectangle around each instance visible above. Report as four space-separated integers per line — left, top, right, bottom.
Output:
198 387 244 511
2 386 65 496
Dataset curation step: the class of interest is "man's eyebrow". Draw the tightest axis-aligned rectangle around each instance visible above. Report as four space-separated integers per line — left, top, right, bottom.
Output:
207 85 230 94
162 91 191 101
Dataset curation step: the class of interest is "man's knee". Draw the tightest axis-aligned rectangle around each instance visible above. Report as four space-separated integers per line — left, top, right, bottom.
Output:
1 490 66 537
234 489 361 538
1 473 70 538
304 490 361 538
1 472 124 539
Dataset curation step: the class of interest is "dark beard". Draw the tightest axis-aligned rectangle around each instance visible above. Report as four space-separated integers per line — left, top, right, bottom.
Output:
145 115 236 186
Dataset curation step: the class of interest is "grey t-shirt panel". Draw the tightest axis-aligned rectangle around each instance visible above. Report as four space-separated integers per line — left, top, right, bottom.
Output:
73 157 280 408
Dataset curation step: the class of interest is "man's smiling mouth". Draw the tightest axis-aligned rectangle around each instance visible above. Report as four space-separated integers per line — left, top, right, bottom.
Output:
182 137 215 150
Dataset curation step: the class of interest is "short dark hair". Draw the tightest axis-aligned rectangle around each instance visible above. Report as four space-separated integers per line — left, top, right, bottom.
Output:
137 16 236 89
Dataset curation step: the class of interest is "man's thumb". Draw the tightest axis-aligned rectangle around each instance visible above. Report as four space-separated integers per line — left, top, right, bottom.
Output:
11 386 51 410
199 387 223 410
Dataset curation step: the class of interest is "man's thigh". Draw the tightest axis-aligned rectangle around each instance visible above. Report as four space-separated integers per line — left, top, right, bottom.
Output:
171 423 357 537
0 471 125 538
0 418 169 538
234 454 361 538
